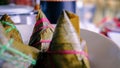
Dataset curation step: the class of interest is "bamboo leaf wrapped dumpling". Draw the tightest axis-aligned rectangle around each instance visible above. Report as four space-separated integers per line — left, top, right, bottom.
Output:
65 11 90 68
34 10 89 68
0 14 23 43
0 24 38 68
0 23 39 68
29 10 54 51
0 15 39 60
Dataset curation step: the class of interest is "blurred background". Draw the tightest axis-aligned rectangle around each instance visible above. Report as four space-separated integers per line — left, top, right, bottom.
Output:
0 0 120 45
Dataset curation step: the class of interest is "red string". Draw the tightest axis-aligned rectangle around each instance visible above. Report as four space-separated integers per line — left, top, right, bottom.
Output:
47 50 89 68
35 18 54 28
40 40 51 43
35 18 49 26
33 40 51 46
47 50 89 59
33 26 50 34
32 18 54 35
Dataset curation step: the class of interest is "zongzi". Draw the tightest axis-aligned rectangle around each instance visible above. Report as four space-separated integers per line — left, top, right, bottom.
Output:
0 23 39 68
29 10 54 51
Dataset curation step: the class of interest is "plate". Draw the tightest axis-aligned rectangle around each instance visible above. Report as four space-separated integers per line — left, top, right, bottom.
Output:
108 32 120 47
81 29 120 68
16 25 120 68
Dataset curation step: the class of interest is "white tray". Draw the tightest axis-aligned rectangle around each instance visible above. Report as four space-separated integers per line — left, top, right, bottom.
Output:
81 29 120 68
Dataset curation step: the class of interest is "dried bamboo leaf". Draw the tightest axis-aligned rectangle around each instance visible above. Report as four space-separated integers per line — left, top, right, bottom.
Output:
35 10 88 68
65 11 80 36
13 41 39 60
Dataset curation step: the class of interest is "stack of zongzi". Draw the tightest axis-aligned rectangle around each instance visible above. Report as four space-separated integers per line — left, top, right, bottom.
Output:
34 10 90 68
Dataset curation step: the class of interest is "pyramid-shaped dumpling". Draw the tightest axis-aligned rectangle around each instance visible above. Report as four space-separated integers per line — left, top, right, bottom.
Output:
0 23 39 68
29 10 54 51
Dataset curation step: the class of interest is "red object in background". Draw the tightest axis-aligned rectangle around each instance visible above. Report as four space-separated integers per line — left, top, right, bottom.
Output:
100 27 111 37
114 18 120 27
100 17 120 37
14 0 33 6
